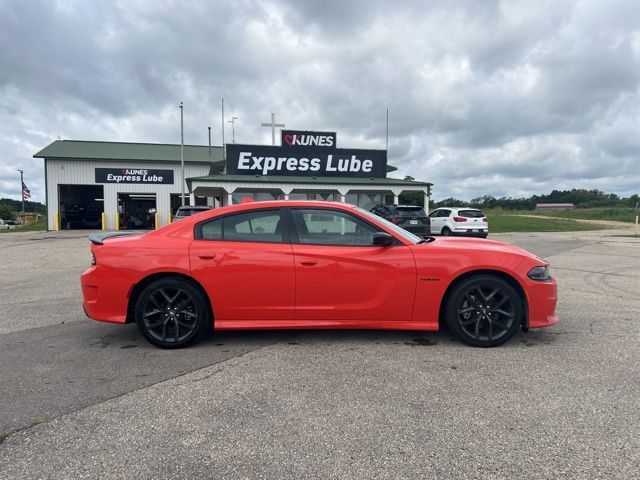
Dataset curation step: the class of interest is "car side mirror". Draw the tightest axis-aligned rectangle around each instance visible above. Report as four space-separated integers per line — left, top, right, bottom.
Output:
372 232 394 246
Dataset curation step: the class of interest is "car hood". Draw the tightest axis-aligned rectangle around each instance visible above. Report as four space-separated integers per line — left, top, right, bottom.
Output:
420 237 544 263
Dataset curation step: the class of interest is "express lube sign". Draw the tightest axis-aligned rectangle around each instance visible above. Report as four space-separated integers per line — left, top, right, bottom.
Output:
226 130 387 178
95 168 174 184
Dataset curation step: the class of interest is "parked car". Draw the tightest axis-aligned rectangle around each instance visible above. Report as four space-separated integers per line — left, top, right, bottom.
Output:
173 205 212 221
429 207 488 238
82 201 557 349
0 219 8 229
370 204 430 236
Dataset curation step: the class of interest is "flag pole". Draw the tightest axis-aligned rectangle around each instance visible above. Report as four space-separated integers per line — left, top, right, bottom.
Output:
180 101 185 207
17 169 24 225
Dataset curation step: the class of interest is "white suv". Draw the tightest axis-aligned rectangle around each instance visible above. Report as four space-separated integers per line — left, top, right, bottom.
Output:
428 207 488 238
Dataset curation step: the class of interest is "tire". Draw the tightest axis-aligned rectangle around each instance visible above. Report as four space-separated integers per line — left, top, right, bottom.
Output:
135 277 210 349
445 274 523 347
441 227 451 236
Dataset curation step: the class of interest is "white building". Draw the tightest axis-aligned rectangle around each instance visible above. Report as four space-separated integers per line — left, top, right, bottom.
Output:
35 137 431 231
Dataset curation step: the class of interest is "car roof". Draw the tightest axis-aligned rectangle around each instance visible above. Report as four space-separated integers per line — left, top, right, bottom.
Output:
436 207 482 211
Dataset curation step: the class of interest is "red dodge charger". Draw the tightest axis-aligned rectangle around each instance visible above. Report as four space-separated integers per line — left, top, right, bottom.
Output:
81 201 558 348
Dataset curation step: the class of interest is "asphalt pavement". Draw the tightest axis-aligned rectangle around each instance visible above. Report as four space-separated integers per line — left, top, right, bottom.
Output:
0 229 638 479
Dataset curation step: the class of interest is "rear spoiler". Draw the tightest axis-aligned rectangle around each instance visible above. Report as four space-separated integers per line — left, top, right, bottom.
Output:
88 231 144 245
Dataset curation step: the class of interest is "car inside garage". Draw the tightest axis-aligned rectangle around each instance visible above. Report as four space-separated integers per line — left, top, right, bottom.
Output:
118 193 156 230
58 184 104 230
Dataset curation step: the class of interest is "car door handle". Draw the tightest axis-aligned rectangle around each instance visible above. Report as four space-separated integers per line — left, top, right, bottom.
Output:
299 259 318 266
198 254 216 260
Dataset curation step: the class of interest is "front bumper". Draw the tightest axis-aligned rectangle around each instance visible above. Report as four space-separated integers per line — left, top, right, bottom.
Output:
526 277 559 328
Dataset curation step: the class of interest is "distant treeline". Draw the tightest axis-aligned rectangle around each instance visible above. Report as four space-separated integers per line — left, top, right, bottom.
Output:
399 189 640 210
0 198 47 215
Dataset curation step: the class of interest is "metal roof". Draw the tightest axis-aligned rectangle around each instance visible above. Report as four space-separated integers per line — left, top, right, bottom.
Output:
187 174 432 187
34 140 226 164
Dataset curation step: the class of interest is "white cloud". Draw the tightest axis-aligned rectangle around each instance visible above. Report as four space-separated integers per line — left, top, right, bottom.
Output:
0 0 639 202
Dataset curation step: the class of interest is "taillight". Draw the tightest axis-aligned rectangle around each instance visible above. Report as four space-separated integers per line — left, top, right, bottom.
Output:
453 216 467 222
391 217 400 224
482 217 488 222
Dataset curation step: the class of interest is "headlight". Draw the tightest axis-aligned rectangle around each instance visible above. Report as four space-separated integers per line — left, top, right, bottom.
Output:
528 265 550 281
91 252 96 266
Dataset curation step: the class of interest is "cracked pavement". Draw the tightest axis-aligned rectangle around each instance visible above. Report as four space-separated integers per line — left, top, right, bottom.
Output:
0 229 638 479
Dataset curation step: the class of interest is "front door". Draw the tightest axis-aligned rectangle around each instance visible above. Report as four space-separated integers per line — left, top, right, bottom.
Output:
189 208 295 325
289 208 416 324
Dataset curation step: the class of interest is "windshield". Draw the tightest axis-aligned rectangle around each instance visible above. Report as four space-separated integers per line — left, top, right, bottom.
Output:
356 207 423 244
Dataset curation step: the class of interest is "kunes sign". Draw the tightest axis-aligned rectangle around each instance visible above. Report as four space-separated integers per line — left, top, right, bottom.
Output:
226 131 387 178
95 168 174 184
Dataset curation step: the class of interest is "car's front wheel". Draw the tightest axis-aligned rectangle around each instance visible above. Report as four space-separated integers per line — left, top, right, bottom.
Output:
445 275 523 347
135 277 210 348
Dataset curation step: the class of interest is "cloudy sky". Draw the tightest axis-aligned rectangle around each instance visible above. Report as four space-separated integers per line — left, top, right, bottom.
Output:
1 0 639 202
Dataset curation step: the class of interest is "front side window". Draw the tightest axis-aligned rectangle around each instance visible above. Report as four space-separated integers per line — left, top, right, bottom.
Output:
199 209 284 243
291 209 378 246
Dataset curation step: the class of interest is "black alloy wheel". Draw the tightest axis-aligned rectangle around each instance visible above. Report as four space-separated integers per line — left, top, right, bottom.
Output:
445 275 523 347
135 278 210 348
441 227 451 236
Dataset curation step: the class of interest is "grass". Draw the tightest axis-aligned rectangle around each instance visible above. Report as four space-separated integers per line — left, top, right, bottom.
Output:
0 219 47 233
485 211 610 233
531 208 637 223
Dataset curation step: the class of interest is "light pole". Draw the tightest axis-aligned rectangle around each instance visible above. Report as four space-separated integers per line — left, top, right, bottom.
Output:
227 117 238 143
180 101 185 207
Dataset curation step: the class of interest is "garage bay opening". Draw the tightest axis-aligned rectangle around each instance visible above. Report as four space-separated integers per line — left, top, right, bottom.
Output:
118 193 157 230
59 184 104 230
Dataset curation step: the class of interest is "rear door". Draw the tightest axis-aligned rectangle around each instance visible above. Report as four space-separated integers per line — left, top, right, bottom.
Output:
189 208 295 324
289 207 416 323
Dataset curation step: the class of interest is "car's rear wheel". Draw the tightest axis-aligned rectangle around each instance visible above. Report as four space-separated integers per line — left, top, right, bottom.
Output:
135 278 210 349
445 275 522 347
441 227 451 236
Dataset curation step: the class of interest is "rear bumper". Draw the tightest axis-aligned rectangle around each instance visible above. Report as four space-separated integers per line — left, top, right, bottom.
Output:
526 277 559 329
81 266 130 324
450 229 488 238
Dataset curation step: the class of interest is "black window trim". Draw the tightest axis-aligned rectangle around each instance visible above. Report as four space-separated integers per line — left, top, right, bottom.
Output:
285 207 403 247
194 207 290 244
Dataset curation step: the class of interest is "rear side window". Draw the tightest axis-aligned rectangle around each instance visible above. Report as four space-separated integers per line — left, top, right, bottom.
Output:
459 210 485 218
199 209 285 243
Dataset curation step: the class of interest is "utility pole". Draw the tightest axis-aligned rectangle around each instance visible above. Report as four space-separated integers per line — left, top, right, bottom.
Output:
228 117 238 143
17 169 25 224
261 112 285 145
180 101 185 207
208 126 212 155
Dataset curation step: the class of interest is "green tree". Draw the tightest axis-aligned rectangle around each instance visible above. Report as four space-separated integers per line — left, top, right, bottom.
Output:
0 204 15 221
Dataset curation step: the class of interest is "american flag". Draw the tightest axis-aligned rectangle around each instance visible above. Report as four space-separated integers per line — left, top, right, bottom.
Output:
22 182 31 200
